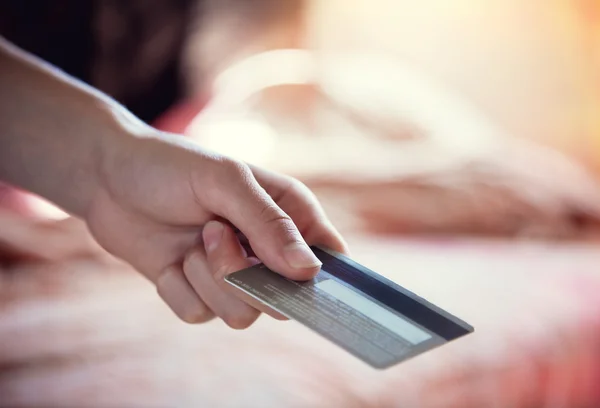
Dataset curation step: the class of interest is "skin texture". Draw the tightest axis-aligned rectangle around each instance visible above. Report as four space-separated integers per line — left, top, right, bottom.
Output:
0 36 348 328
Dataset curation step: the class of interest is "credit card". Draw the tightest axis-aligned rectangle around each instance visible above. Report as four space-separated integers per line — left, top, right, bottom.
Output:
224 246 474 369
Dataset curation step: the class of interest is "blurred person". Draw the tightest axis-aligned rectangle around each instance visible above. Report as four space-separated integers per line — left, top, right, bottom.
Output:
0 1 348 328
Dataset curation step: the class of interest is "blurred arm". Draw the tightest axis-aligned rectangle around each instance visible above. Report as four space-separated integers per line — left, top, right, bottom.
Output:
0 37 145 218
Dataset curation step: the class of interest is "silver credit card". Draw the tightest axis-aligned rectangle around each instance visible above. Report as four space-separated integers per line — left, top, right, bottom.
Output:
225 246 474 369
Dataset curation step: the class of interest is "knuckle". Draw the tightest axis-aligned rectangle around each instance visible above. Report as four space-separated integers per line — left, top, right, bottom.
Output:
259 203 293 225
202 250 238 280
287 177 309 194
219 157 251 181
259 205 301 241
180 303 214 325
213 261 233 280
155 279 168 298
183 248 205 273
223 310 258 330
155 270 215 325
207 157 255 206
282 176 313 199
200 155 244 183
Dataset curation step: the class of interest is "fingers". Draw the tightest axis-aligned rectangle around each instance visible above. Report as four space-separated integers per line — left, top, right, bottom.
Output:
209 160 322 281
275 180 349 255
250 166 350 255
151 219 284 329
202 220 248 281
203 220 288 321
182 221 261 329
156 265 215 324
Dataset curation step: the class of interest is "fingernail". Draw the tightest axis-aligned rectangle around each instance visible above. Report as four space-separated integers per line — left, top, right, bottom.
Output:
284 243 322 269
203 221 224 253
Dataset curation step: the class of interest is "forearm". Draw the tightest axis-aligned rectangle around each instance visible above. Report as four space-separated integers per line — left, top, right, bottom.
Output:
0 37 150 218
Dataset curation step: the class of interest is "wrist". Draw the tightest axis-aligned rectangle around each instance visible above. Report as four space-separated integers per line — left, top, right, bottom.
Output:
91 106 157 214
92 106 194 217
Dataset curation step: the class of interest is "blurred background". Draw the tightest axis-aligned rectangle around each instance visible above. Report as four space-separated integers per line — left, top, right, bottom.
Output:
1 1 600 407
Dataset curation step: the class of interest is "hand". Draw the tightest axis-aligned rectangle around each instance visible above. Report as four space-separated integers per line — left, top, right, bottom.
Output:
87 133 348 328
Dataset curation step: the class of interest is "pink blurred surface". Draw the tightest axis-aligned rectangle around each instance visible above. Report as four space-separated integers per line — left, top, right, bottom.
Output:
1 233 600 407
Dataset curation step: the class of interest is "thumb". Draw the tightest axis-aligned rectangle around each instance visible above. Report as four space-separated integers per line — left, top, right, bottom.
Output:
213 167 322 281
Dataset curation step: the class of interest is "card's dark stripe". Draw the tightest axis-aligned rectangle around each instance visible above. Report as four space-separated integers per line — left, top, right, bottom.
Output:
312 248 472 341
